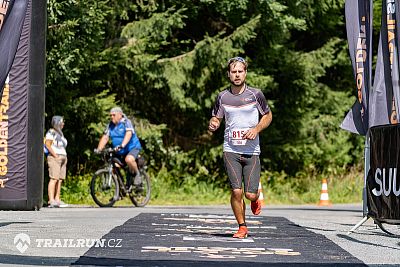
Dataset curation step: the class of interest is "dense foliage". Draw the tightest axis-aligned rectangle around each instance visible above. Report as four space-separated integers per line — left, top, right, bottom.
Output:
45 0 364 190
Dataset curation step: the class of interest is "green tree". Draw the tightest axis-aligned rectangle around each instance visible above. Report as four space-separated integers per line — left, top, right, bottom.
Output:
45 0 363 190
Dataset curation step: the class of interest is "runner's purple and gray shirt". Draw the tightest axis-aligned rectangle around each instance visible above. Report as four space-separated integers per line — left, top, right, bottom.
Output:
212 85 270 155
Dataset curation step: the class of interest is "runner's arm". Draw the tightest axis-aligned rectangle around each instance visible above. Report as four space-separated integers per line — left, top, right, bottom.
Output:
244 111 272 140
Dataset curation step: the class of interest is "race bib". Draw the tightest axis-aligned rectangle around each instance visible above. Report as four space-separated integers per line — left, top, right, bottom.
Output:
229 128 248 146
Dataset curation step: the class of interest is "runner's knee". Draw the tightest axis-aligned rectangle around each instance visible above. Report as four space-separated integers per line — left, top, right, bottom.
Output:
245 192 258 201
231 189 243 199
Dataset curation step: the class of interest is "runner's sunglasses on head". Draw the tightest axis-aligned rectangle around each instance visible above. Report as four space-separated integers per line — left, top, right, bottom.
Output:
227 57 247 69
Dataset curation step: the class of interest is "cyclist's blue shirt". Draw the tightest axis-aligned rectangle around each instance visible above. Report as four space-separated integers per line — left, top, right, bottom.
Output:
104 117 142 156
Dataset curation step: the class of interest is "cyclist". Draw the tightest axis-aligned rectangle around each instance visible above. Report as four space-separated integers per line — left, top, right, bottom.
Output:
96 107 142 190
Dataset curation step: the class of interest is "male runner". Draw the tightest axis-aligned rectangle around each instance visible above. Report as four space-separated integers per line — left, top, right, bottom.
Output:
208 57 272 238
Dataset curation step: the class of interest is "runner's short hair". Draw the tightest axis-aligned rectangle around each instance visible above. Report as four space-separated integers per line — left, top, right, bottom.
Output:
227 56 248 71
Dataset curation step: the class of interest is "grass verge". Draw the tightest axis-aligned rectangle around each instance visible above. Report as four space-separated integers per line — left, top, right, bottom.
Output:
59 167 364 207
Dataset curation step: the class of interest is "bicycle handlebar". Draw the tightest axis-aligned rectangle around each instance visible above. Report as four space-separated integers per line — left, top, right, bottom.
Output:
93 147 117 155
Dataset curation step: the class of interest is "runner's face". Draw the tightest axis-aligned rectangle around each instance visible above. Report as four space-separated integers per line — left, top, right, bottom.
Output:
228 62 247 87
110 112 122 124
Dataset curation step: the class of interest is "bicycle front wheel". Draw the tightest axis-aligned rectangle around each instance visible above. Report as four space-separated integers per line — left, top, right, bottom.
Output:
129 170 151 207
90 168 119 207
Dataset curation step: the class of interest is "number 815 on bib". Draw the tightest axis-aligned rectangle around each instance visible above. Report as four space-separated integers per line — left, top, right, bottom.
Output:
229 128 248 146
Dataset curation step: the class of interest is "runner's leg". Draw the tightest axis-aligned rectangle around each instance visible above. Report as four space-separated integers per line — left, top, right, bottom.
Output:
231 188 245 224
243 154 261 201
224 152 246 225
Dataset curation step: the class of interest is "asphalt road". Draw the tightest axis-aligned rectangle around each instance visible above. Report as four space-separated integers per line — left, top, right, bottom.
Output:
0 204 399 266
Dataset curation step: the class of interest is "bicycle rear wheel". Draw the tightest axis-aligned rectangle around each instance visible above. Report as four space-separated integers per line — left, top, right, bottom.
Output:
129 170 151 207
91 168 119 207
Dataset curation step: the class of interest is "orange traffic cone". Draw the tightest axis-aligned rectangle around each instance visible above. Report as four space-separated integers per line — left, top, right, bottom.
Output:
318 178 331 206
258 182 265 206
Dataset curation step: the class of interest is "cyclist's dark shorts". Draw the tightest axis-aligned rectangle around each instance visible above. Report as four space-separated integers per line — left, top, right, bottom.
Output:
127 148 141 159
223 152 260 193
117 148 141 161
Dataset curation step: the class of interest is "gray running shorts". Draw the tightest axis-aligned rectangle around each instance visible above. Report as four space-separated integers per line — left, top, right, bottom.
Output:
223 152 261 193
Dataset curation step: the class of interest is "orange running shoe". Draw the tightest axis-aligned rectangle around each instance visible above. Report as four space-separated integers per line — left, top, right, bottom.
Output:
251 199 262 215
233 226 248 238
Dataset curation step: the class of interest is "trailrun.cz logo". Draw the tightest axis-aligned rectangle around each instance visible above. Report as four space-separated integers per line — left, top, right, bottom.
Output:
14 233 30 253
13 233 122 253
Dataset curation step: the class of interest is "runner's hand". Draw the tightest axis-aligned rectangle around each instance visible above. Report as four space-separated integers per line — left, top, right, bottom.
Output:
243 128 258 140
94 148 101 154
208 118 220 132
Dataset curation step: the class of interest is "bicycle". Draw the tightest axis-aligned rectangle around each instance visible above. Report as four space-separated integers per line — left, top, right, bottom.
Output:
90 147 151 207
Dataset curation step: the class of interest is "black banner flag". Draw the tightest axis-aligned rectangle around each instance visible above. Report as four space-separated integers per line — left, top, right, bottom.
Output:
0 0 46 210
0 0 14 30
0 0 27 95
369 35 391 127
379 0 400 125
368 1 400 128
367 124 400 224
341 0 372 135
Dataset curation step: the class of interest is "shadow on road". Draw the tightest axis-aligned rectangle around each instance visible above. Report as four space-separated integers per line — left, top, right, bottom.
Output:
337 234 400 250
74 257 366 266
0 221 31 228
0 253 76 266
